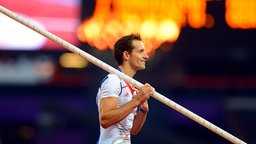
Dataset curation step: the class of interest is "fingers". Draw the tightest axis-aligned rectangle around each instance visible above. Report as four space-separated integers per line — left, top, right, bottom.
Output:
134 83 155 96
144 83 155 96
145 83 150 87
133 83 155 104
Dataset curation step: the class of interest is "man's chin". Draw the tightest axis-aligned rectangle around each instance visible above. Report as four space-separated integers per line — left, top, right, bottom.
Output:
138 66 146 70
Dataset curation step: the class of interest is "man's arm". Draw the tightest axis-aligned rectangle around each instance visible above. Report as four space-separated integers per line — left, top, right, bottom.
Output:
130 101 148 135
99 97 140 128
100 84 155 128
99 83 154 129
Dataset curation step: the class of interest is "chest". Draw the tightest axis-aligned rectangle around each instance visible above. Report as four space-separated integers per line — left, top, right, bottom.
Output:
118 81 135 107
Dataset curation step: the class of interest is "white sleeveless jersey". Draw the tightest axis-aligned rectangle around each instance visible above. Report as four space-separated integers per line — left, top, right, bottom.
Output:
96 73 137 144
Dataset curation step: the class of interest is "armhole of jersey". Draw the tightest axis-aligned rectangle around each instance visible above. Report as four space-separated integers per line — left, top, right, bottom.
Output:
99 76 108 88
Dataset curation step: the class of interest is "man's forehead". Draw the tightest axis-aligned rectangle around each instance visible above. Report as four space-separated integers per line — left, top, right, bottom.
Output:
132 40 144 49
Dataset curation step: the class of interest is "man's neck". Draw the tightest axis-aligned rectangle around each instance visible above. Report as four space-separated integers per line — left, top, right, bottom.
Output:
119 65 136 78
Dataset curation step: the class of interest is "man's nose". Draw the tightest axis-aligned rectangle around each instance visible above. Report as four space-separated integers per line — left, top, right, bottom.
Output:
144 52 149 59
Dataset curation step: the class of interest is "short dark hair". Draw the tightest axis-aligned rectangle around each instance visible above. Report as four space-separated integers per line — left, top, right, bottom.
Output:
114 33 142 65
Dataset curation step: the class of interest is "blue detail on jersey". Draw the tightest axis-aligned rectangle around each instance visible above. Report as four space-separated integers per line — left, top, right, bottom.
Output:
117 67 122 96
99 76 108 88
99 67 123 96
119 81 122 96
117 67 122 72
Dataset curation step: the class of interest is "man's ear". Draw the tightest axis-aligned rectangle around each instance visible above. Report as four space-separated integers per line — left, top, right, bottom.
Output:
123 51 129 61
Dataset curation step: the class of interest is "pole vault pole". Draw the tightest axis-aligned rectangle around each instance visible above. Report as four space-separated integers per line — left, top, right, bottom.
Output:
0 5 246 144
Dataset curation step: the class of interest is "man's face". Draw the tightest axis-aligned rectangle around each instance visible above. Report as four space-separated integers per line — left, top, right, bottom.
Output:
128 40 149 70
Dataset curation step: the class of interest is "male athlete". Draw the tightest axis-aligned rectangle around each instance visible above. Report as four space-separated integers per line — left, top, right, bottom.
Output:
96 33 155 144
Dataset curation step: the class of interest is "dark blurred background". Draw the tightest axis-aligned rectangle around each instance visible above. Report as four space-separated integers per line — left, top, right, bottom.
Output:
0 0 255 144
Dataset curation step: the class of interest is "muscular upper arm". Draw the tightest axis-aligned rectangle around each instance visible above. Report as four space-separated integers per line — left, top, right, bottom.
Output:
100 97 118 116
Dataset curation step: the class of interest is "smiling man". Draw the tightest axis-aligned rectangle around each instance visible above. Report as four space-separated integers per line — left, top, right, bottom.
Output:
96 33 155 144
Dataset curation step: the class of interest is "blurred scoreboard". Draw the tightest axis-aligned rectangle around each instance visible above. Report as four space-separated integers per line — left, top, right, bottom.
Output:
0 0 81 51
